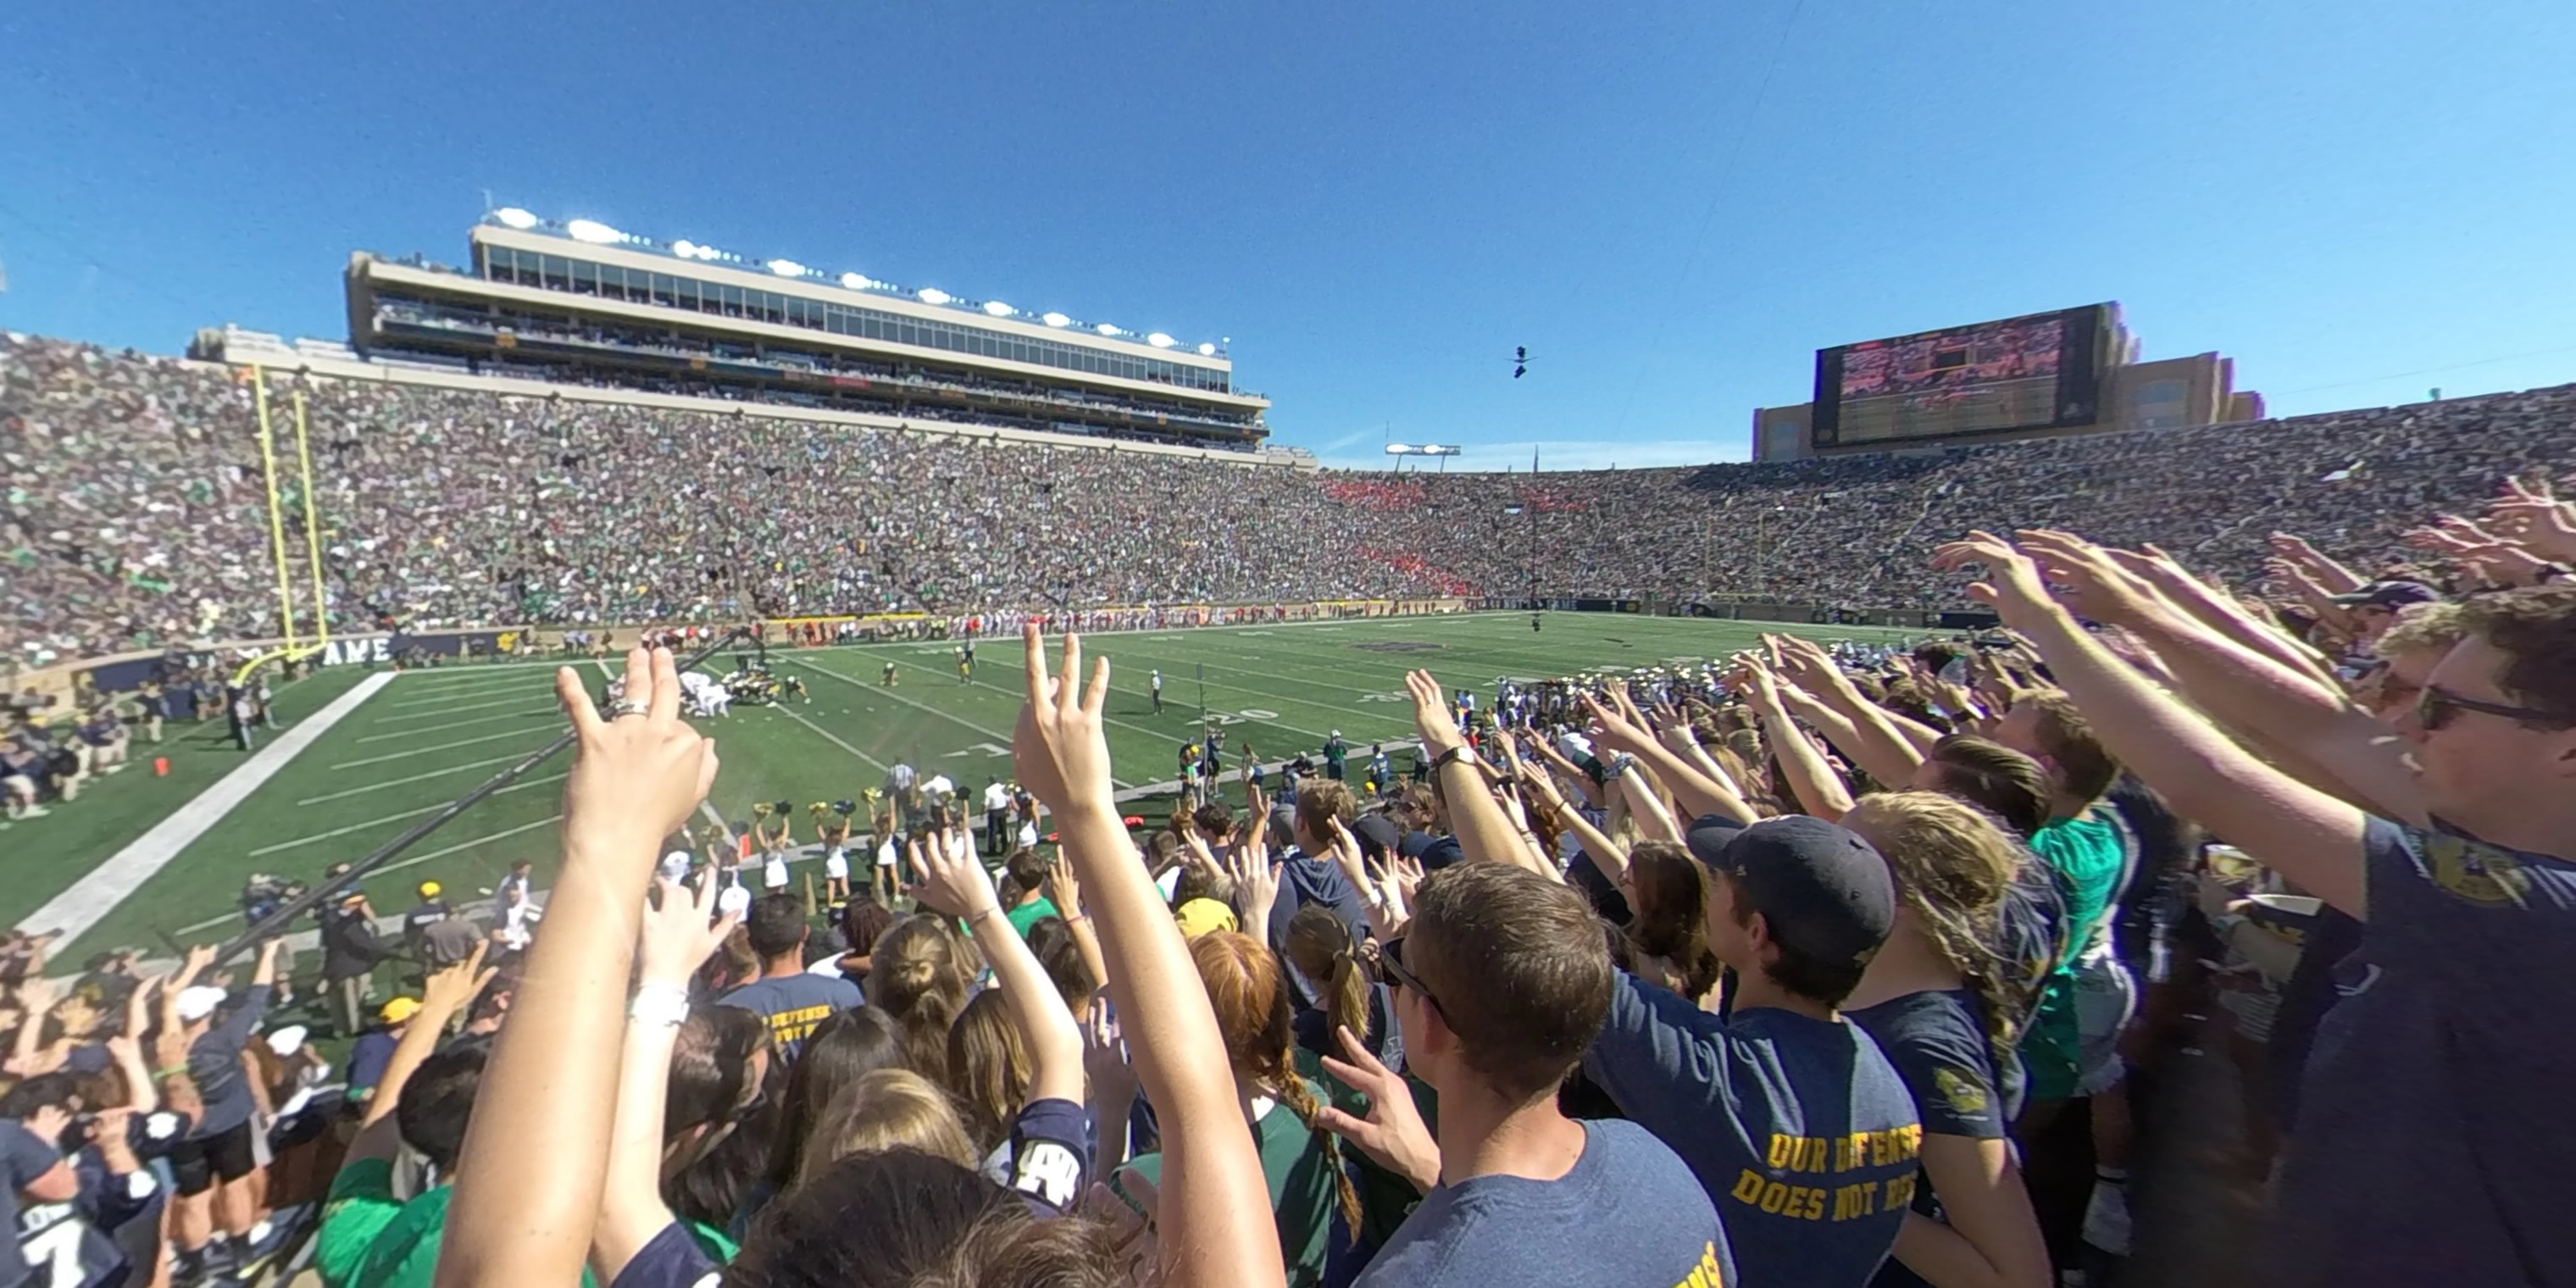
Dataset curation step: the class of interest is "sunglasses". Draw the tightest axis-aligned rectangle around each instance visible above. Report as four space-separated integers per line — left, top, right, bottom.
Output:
2416 685 2567 731
1374 936 1443 1016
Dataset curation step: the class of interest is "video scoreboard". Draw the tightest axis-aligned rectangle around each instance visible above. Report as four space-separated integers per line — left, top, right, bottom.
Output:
1809 304 2109 448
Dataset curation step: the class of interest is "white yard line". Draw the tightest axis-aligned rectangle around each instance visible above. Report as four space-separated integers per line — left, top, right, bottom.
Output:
353 709 556 742
375 814 564 877
378 691 551 717
295 753 532 805
246 774 569 858
774 704 891 771
785 658 1130 789
16 673 397 941
333 729 551 770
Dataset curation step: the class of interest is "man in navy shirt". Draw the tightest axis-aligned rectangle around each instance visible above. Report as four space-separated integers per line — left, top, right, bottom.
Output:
1262 781 1372 952
1953 538 2576 1286
1582 815 1922 1288
1318 863 1730 1288
719 895 863 1061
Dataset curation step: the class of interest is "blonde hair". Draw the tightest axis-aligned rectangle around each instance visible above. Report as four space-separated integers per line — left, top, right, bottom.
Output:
1841 791 2023 1078
943 990 1030 1157
798 1068 978 1187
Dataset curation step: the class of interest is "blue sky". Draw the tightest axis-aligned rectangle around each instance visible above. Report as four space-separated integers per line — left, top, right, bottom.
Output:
4 0 2572 469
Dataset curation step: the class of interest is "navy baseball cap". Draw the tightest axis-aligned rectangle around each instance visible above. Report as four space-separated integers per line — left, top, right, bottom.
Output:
1686 815 1895 969
2329 580 2440 611
1352 814 1402 862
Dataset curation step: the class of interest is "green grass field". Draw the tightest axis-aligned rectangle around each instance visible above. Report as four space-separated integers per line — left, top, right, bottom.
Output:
8 613 1923 961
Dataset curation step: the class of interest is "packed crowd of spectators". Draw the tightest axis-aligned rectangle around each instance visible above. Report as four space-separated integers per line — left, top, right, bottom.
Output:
11 328 2573 666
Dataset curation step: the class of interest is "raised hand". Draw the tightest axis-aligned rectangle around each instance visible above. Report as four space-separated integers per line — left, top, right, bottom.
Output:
1313 1024 1441 1195
1929 530 2065 632
637 871 737 990
1402 669 1465 756
1081 990 1137 1113
909 829 1000 921
555 646 720 861
1225 837 1283 931
419 941 497 1023
2014 529 2168 627
1043 857 1083 921
1013 626 1115 814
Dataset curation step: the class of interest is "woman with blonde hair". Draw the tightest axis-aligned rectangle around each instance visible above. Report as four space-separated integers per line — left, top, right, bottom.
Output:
798 1067 980 1185
945 989 1032 1178
868 913 968 1081
1837 791 2051 1288
1116 930 1362 1287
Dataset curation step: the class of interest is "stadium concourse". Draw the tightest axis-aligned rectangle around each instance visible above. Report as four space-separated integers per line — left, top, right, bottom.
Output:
1 325 2573 1288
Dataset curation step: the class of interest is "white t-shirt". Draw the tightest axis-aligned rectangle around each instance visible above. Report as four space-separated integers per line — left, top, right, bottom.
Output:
984 783 1012 813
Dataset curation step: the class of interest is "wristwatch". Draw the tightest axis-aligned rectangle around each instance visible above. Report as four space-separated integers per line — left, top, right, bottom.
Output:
1430 744 1479 774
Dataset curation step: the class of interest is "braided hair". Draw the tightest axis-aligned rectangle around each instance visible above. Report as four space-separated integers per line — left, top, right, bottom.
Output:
1189 930 1364 1236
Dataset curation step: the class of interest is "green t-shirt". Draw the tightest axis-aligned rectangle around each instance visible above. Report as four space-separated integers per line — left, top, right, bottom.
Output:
315 1160 447 1288
1005 897 1059 940
1120 1078 1342 1288
315 1159 738 1288
2015 813 2127 1101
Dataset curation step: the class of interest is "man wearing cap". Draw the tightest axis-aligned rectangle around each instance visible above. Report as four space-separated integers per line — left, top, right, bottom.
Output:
2328 580 2442 647
347 997 419 1102
400 881 452 963
1580 816 1922 1287
169 938 285 1280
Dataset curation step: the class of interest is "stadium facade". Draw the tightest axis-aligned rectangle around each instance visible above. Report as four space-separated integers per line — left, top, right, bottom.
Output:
194 210 1279 458
1749 302 2264 462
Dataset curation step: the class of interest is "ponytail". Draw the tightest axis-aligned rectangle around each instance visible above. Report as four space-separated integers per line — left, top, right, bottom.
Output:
1270 1058 1365 1236
1325 938 1369 1049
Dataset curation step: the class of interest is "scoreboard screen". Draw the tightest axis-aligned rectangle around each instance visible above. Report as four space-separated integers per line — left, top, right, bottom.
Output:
1809 305 2107 448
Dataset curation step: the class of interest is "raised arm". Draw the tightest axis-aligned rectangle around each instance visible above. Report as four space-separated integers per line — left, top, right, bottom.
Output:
436 647 719 1288
1407 669 1549 875
1932 534 2371 917
1043 861 1109 997
913 827 1085 1107
350 945 494 1166
590 873 737 1285
1741 661 1856 821
1579 692 1758 825
1013 627 1283 1288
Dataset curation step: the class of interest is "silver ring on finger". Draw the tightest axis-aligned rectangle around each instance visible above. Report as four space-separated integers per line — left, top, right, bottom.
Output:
608 698 651 719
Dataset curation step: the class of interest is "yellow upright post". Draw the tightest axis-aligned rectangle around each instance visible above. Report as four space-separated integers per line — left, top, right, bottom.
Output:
252 369 300 654
291 390 331 651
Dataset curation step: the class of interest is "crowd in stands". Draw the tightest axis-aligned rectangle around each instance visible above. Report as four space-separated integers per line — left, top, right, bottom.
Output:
3 323 2575 1285
12 328 2574 668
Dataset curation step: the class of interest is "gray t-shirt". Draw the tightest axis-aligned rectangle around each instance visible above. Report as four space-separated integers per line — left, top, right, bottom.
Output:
1356 1119 1729 1288
2272 818 2576 1285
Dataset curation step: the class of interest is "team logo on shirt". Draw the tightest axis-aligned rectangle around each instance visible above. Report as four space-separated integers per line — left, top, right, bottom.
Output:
2422 832 2531 908
1932 1066 1989 1116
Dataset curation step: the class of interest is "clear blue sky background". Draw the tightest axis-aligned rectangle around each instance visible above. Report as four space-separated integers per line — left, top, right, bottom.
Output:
4 1 2572 469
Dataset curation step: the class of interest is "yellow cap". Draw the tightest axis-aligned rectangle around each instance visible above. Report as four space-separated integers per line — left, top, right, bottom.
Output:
419 880 441 899
1173 898 1239 939
380 997 423 1024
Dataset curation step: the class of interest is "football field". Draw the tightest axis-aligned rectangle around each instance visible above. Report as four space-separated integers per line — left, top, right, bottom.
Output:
10 613 1923 960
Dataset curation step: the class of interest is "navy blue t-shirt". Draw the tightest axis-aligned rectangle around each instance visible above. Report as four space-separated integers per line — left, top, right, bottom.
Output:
2271 818 2576 1286
0 1120 63 1288
1355 1119 1730 1287
1847 986 2014 1288
719 973 864 1060
186 985 271 1137
1584 973 1921 1288
1263 854 1371 952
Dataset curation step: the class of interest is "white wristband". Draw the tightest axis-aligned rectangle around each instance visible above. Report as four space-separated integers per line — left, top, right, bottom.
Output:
629 984 690 1028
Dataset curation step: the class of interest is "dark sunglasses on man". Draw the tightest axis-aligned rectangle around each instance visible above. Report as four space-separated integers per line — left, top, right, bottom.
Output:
1374 936 1444 1019
2416 684 2567 731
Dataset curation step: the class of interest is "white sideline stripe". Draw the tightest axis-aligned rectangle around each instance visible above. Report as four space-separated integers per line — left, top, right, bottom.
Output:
246 774 569 858
296 753 530 805
15 672 397 941
785 658 1132 790
378 691 550 717
333 730 548 769
353 709 556 742
775 705 891 771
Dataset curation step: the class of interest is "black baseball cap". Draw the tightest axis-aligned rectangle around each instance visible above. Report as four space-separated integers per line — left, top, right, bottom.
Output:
1686 815 1895 969
1351 814 1402 863
2329 580 2440 611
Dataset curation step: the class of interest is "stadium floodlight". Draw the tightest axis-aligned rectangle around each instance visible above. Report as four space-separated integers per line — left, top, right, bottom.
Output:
564 219 624 244
1041 312 1071 328
983 301 1013 317
767 259 808 278
918 287 952 305
491 207 540 230
673 240 699 258
1197 341 1218 357
1385 443 1416 454
841 271 872 291
1095 323 1119 336
1146 332 1175 348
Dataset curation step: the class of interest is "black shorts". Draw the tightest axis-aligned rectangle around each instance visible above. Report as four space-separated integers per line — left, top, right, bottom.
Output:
170 1120 256 1195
